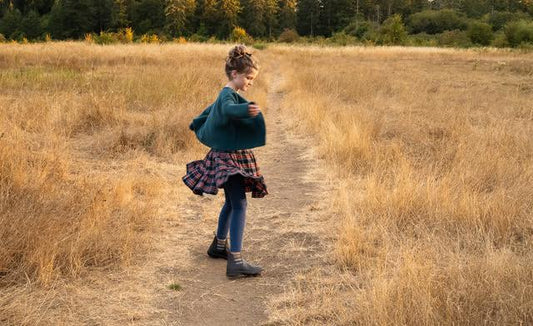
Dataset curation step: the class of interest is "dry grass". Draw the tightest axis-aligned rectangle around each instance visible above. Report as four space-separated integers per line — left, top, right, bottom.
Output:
2 41 531 325
0 42 270 324
268 44 533 325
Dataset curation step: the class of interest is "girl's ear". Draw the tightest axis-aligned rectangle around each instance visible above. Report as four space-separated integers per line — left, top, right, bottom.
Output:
230 70 237 79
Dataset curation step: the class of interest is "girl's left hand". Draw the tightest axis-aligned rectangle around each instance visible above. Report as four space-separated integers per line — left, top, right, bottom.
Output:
248 104 261 117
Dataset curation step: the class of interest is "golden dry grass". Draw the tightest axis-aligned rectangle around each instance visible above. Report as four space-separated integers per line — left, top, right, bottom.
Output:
1 41 532 325
267 44 533 325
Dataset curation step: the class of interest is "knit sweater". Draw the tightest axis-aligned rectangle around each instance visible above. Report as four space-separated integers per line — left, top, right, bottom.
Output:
189 86 266 151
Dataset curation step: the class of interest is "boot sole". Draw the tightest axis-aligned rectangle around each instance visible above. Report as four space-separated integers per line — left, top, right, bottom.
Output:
207 252 228 259
226 272 261 279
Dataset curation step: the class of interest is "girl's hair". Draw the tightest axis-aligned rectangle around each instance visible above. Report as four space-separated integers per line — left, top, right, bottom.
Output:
225 44 259 80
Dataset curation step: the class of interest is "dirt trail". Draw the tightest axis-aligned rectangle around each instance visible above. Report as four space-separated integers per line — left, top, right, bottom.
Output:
162 72 335 325
64 71 336 325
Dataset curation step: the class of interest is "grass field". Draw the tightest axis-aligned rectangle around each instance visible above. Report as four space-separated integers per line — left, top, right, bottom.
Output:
270 45 533 325
1 42 532 325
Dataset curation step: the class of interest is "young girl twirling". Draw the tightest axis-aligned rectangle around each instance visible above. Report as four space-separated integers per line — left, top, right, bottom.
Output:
182 44 268 278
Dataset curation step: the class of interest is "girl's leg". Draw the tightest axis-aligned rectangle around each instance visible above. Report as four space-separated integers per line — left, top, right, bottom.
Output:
216 188 232 240
223 174 247 252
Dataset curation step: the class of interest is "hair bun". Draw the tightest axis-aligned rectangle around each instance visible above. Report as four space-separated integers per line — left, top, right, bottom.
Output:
225 44 259 79
229 44 252 60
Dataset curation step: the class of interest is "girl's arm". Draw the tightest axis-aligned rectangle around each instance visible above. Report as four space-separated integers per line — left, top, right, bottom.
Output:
220 95 254 119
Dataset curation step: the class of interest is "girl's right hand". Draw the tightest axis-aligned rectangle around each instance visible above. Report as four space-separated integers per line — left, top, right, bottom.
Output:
248 104 261 117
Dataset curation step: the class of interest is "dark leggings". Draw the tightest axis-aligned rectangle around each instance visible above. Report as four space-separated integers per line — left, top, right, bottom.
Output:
216 174 247 252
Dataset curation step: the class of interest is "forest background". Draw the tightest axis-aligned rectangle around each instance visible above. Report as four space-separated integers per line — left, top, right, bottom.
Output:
1 0 533 48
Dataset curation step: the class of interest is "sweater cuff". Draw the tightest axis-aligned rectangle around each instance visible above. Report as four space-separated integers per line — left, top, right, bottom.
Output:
225 102 250 119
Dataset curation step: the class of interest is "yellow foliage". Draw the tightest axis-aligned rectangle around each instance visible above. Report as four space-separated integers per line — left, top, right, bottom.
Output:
231 26 253 44
149 34 160 44
84 33 94 43
140 34 159 44
45 33 52 42
125 27 134 43
174 36 187 44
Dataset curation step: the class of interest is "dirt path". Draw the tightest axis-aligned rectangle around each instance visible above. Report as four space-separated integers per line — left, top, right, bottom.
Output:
152 73 335 325
60 71 336 325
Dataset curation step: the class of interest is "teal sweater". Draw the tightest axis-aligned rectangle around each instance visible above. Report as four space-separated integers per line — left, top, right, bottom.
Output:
189 86 266 151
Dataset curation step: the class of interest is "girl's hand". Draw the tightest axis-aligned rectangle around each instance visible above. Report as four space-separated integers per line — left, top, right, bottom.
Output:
248 104 261 117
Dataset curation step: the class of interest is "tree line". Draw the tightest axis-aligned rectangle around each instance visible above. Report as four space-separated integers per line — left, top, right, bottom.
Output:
0 0 532 43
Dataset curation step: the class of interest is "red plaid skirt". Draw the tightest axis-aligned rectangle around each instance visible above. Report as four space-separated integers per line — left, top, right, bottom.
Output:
182 149 268 198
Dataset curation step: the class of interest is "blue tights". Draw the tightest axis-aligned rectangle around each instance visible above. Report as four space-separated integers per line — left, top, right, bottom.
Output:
216 174 247 252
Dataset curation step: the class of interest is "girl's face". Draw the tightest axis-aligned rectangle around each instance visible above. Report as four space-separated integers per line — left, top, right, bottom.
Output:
230 68 258 92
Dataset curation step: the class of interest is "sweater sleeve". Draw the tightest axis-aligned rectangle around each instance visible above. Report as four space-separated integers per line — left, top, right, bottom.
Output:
189 104 212 131
220 93 250 119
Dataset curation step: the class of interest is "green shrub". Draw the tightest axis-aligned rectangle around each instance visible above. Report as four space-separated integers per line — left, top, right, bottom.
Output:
467 22 494 45
504 20 533 47
344 19 370 39
344 19 380 42
327 31 357 46
407 9 468 34
207 36 221 44
437 29 473 48
491 31 509 48
407 32 438 47
379 14 408 45
485 11 530 31
278 28 299 43
252 43 268 50
188 33 208 42
230 26 253 44
0 33 5 42
94 31 116 45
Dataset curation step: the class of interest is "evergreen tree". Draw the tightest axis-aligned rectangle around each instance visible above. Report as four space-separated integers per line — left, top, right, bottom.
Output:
240 0 266 37
277 0 297 34
112 0 132 29
91 0 114 32
219 0 241 38
264 0 279 38
318 0 355 36
201 0 219 36
131 0 166 34
165 0 196 36
21 9 43 38
0 7 23 39
296 0 320 36
47 0 93 39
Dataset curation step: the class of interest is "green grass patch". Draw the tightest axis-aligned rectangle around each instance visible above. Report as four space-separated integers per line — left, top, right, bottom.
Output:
167 282 182 291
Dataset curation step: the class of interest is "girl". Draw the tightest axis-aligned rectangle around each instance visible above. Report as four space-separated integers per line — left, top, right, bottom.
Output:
182 44 268 278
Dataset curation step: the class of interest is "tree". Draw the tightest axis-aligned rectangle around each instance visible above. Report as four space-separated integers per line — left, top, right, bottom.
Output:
201 0 219 36
219 0 241 38
91 0 114 32
277 0 297 35
112 0 131 29
165 0 196 36
0 7 23 39
379 13 407 44
46 0 94 39
263 0 278 38
296 0 320 36
21 9 43 38
467 21 493 45
240 0 266 37
131 0 166 34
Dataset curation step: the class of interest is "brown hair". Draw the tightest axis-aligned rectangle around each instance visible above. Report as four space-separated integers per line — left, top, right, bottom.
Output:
225 44 259 80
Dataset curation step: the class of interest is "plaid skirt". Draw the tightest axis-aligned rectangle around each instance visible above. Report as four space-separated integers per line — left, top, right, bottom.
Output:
182 148 268 198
